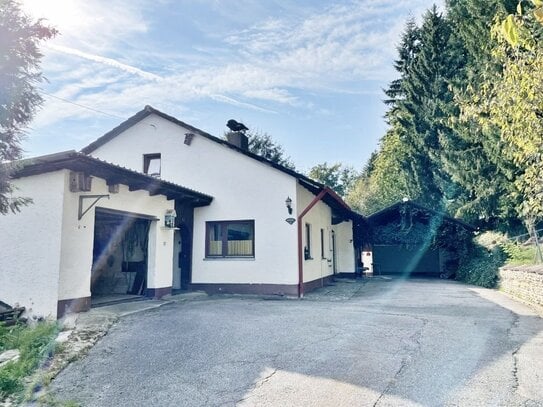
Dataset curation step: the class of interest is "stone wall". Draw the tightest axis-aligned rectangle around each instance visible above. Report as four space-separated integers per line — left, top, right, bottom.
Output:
499 265 543 308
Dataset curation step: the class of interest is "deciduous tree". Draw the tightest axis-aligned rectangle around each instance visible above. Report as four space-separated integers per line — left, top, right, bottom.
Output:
307 162 359 198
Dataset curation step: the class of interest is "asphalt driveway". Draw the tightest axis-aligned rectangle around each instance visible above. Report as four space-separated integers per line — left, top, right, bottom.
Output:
51 278 543 406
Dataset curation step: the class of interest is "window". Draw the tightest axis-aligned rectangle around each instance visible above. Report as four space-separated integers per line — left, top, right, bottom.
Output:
305 223 312 260
143 153 161 178
206 220 255 258
320 228 325 259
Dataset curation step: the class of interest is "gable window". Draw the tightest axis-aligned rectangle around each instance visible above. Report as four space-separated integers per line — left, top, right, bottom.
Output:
143 153 161 178
305 223 312 260
206 220 255 258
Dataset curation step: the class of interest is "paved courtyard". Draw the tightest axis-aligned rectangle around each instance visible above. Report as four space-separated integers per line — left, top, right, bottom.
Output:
51 278 543 406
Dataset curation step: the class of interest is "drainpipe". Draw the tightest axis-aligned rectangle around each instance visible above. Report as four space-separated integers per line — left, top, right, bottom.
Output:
297 188 328 298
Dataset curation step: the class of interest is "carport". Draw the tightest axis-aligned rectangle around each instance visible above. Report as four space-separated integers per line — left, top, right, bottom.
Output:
366 201 476 277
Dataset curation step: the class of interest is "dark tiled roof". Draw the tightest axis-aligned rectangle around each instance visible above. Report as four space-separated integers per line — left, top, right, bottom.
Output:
11 150 213 206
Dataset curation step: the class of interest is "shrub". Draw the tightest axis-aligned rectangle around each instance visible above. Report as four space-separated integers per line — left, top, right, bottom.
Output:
456 234 506 288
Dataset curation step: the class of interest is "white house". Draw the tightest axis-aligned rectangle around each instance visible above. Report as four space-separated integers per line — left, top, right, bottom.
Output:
1 106 364 319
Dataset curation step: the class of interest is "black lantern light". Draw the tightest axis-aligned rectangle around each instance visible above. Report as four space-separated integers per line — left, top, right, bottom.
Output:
285 196 293 215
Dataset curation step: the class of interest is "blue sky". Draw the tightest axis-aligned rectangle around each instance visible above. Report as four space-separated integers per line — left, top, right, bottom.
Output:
21 0 439 172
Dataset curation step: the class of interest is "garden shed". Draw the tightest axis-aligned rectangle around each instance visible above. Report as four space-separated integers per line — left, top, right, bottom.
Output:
367 201 476 277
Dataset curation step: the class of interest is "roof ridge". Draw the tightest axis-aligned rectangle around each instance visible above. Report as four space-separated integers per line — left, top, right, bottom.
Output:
79 106 360 215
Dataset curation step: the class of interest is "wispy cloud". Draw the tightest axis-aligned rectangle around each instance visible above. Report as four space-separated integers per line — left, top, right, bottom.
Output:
209 94 277 114
28 0 436 133
47 44 162 81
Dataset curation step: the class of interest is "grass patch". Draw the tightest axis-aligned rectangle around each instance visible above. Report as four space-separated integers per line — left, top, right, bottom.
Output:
0 321 58 400
501 241 537 265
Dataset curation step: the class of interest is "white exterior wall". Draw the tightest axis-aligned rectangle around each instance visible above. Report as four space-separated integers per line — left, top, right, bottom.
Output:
0 172 65 319
332 220 355 274
90 114 299 285
57 173 175 303
296 185 335 283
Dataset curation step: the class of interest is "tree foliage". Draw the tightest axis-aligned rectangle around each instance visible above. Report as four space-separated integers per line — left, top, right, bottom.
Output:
351 8 461 215
247 130 295 170
0 0 57 214
307 162 359 198
225 129 296 170
353 0 537 235
444 0 519 230
347 132 415 215
461 1 543 224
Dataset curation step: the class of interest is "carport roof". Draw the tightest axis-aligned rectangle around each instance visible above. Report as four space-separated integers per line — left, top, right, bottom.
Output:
367 201 477 231
10 150 213 206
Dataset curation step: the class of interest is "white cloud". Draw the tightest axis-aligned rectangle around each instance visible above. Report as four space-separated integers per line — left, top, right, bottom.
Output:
209 94 277 113
46 44 162 81
21 0 148 53
30 0 436 130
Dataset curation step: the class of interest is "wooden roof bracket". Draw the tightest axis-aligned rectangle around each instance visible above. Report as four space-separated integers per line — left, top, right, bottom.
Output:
78 194 110 220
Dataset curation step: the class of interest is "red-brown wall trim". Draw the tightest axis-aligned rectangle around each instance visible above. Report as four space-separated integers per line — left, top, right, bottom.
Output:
145 286 172 299
190 283 299 296
302 275 334 293
297 189 328 298
57 296 91 319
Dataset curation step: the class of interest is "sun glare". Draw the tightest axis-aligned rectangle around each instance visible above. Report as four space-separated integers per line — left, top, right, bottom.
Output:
21 0 87 33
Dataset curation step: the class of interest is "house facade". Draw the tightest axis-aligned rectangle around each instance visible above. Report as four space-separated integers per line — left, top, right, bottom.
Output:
83 106 361 296
1 106 362 319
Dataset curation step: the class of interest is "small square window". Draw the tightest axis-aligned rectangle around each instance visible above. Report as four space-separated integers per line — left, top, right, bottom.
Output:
143 153 161 178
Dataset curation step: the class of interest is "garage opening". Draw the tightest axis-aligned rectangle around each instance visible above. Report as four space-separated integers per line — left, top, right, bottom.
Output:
373 244 441 276
91 208 153 306
366 201 476 280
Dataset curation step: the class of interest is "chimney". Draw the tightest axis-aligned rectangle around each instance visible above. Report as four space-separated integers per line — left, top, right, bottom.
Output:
226 131 249 150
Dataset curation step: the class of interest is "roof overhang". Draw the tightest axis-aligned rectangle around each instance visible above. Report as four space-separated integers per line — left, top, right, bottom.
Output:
9 151 213 207
298 180 365 225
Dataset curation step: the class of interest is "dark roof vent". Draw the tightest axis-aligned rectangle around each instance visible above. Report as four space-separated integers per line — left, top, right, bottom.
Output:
226 131 249 150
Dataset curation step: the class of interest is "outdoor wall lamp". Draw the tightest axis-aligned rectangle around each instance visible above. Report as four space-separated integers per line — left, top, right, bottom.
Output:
285 196 293 215
164 209 177 228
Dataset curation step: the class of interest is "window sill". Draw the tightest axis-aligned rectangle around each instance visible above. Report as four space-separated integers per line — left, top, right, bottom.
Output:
304 257 314 261
204 257 255 261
